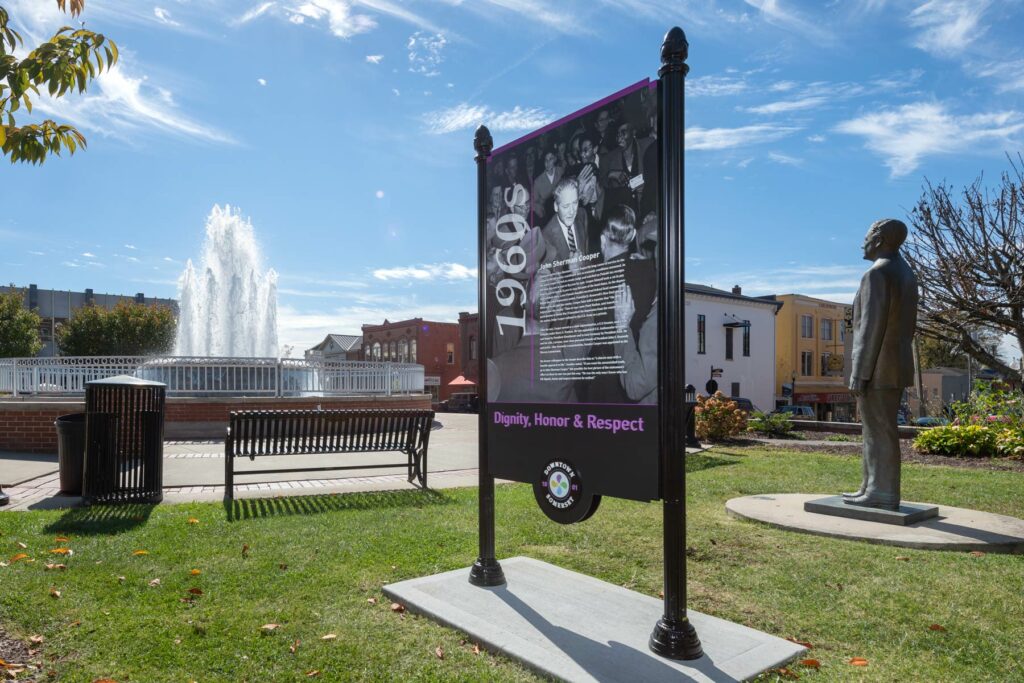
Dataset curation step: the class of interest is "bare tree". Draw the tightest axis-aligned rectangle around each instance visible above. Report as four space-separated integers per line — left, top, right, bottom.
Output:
904 154 1023 385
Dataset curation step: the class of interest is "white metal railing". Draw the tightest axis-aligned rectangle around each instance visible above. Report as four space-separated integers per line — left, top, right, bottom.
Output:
0 356 425 397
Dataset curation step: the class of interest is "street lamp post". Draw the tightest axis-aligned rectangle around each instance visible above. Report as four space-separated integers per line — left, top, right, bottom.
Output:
791 371 797 406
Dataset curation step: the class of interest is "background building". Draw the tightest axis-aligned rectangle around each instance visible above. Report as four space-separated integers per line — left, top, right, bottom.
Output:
0 283 178 357
771 294 854 420
457 311 479 385
361 318 461 402
685 284 783 412
907 367 971 417
305 334 362 362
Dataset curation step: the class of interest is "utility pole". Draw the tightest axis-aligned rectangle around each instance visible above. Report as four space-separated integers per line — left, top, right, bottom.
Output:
913 334 926 418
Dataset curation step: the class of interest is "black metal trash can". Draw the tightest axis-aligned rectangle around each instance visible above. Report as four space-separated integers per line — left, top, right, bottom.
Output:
83 375 167 505
55 413 86 494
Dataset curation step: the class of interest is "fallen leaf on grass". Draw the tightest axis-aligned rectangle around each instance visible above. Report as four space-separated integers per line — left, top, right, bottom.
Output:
261 624 280 633
290 639 300 654
928 624 947 632
190 569 201 576
54 536 70 543
848 657 869 666
10 553 29 563
242 544 250 558
16 542 27 549
785 637 813 649
799 659 820 669
132 550 149 556
279 564 288 571
91 679 117 683
390 603 405 613
29 636 44 644
434 646 444 660
117 576 126 584
49 588 61 599
895 556 910 561
148 578 161 587
50 548 73 556
68 621 81 628
366 597 377 605
305 671 320 678
187 588 203 596
775 667 799 679
0 561 7 567
321 634 337 641
187 518 200 525
969 551 985 557
44 563 67 571
473 644 481 655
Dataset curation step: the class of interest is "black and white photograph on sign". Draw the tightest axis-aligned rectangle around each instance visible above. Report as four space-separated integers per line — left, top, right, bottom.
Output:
484 81 658 407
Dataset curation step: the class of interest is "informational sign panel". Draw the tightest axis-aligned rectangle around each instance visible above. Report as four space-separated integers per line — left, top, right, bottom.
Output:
483 80 660 508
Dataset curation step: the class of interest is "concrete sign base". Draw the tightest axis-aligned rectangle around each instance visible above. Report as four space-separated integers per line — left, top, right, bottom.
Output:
804 495 938 525
384 556 805 682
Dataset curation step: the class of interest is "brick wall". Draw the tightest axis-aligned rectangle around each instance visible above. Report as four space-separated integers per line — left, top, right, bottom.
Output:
0 395 432 454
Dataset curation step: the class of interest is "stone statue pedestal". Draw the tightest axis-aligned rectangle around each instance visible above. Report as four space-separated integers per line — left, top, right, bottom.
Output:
804 495 938 526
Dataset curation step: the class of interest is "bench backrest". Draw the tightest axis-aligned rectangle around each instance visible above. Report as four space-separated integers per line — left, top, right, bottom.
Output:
228 409 434 458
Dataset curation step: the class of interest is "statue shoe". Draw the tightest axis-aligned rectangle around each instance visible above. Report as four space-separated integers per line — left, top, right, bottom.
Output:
843 493 900 510
841 489 865 500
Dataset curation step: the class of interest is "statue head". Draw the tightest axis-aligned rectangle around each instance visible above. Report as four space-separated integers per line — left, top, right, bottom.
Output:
862 218 907 261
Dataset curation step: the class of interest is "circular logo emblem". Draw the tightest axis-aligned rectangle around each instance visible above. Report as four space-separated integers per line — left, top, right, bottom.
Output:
547 469 571 500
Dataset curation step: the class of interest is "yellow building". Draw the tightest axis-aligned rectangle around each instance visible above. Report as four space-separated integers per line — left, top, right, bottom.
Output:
772 294 855 421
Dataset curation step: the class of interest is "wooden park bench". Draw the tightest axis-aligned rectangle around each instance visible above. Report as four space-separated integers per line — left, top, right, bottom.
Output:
224 409 434 502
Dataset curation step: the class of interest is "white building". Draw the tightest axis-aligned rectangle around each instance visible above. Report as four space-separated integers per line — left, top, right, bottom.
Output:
685 284 782 412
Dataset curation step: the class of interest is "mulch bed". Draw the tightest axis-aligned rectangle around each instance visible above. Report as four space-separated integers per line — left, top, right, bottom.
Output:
0 622 40 681
713 434 1024 473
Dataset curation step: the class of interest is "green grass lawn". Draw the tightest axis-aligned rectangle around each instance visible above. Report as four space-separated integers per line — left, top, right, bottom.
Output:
1 447 1022 682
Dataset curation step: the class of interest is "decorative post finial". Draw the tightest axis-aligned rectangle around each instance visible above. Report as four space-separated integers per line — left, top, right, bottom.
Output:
660 26 689 77
474 125 493 157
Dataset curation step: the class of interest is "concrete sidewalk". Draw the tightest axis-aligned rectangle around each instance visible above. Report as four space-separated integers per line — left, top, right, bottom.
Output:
2 413 480 511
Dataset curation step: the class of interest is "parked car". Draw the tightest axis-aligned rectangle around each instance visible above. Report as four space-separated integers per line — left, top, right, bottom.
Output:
730 397 760 414
772 405 816 419
447 392 479 413
913 416 950 427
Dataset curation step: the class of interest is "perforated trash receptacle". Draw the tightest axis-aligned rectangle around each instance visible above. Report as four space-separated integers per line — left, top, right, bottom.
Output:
83 375 166 505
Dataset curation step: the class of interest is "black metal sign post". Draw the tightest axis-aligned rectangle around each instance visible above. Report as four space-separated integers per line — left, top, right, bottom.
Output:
469 124 506 588
649 26 703 660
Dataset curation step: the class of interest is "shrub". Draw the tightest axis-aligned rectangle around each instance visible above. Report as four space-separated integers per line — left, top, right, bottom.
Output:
695 392 747 441
825 433 856 442
746 411 793 438
995 427 1024 459
913 424 999 457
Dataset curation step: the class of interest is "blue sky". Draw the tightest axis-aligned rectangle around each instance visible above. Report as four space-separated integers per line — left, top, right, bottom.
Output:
2 0 1023 359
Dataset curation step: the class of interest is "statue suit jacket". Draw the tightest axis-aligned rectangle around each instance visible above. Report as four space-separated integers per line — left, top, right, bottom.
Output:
850 252 919 390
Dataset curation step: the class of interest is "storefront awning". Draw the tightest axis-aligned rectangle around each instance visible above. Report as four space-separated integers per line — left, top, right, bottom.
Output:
447 375 476 386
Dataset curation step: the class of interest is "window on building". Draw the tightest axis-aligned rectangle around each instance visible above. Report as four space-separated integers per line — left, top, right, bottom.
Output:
390 341 397 361
821 353 830 376
820 319 832 341
398 339 408 363
383 343 390 361
839 322 846 343
800 315 814 338
742 320 750 357
697 315 706 354
410 339 417 361
446 342 455 365
731 382 740 398
801 351 813 376
373 342 382 360
725 327 734 360
469 336 477 360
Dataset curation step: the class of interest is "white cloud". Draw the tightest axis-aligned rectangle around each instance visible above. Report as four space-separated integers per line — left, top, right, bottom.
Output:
28 250 45 256
744 95 827 115
126 256 140 263
31 62 235 145
234 1 277 25
366 54 384 64
686 124 800 150
908 0 990 57
768 151 803 166
743 0 834 43
153 7 180 26
703 264 864 301
82 252 96 258
372 263 477 281
834 102 1024 177
976 59 1024 93
124 244 137 249
286 1 377 38
687 75 750 97
408 31 447 76
257 78 268 86
423 103 553 134
375 190 385 199
807 134 826 142
392 88 401 96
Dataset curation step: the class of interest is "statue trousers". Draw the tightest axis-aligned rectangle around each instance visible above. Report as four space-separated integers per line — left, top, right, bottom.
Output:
858 388 902 503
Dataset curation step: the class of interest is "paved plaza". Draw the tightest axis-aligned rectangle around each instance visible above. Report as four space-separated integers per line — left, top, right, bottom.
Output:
1 413 481 510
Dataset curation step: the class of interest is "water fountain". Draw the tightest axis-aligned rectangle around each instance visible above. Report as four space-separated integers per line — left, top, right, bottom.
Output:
175 204 279 357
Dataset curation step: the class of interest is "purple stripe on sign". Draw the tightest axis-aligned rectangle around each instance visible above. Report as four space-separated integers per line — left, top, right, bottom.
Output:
530 175 535 389
490 78 651 158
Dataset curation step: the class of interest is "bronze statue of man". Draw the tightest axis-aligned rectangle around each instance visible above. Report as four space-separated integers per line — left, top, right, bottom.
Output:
844 218 918 510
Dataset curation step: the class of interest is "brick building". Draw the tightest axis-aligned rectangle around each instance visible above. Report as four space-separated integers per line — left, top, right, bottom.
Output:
457 311 480 384
361 318 461 402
